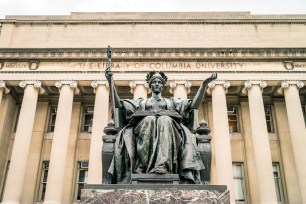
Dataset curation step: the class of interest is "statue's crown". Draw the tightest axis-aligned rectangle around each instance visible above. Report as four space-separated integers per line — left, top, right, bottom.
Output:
146 71 168 85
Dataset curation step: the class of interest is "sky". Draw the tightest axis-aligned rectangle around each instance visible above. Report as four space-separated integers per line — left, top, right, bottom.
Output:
0 0 305 19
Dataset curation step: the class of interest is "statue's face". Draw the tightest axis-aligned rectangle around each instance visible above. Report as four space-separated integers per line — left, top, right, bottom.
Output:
150 78 164 94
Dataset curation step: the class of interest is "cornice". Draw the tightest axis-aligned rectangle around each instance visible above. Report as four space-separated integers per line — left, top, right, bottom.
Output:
0 48 306 61
1 19 306 25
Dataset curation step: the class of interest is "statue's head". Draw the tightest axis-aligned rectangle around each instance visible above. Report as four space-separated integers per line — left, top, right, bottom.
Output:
146 71 168 94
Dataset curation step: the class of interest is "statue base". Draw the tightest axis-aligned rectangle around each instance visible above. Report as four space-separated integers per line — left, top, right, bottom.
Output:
81 184 230 204
131 173 180 184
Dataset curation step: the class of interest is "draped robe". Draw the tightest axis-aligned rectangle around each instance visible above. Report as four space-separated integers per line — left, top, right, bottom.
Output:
108 97 205 184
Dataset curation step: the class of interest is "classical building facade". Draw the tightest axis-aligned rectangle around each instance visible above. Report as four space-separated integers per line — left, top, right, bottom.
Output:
0 12 306 204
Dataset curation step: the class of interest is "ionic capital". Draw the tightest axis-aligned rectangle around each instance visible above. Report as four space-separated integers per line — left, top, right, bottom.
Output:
277 80 304 94
0 80 10 94
19 80 45 94
242 80 267 94
244 80 267 89
55 80 80 94
91 80 109 93
281 80 304 89
207 80 230 94
129 80 150 94
169 80 192 94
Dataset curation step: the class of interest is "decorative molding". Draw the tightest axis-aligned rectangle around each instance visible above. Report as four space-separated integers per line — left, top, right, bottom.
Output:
55 80 80 94
91 80 109 93
19 80 45 94
169 80 192 94
28 60 40 70
0 80 10 94
0 48 305 61
2 16 306 25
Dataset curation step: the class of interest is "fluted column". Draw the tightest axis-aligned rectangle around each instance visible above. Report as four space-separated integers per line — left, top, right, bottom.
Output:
0 80 10 105
2 80 44 204
281 80 306 203
244 80 277 204
169 80 192 99
129 80 149 99
208 80 235 204
43 81 79 204
87 81 109 184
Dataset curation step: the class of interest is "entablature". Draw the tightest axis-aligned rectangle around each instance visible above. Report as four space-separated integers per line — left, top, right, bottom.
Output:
1 48 306 60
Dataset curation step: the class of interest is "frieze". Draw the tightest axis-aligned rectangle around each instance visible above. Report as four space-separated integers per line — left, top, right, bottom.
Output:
1 61 306 72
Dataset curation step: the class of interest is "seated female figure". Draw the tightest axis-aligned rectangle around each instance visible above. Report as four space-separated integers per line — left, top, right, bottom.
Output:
105 70 217 184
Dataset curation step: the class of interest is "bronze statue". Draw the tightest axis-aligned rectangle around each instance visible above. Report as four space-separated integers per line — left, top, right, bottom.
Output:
105 69 217 184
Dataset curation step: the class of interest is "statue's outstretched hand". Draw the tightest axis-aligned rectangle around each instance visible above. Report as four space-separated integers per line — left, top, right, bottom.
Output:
210 72 217 80
105 68 113 83
203 72 217 84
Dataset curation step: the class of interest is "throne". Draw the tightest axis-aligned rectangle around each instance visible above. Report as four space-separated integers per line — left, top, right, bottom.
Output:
101 108 212 184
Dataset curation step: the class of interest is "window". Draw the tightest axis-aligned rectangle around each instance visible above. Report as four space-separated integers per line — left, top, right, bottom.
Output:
37 161 49 202
264 106 274 133
48 106 57 132
273 163 284 202
82 106 94 133
232 163 246 202
0 161 10 202
75 161 88 202
228 106 240 133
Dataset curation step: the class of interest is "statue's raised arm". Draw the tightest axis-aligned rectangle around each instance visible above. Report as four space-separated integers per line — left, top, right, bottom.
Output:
190 72 217 109
105 68 122 109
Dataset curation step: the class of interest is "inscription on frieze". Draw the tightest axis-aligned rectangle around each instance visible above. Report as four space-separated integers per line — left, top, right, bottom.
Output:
1 61 306 72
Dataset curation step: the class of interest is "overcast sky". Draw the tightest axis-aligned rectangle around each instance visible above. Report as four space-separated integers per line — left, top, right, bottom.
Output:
0 0 305 19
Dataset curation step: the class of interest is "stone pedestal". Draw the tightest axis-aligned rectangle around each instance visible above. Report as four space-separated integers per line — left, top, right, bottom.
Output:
131 174 179 184
82 184 229 204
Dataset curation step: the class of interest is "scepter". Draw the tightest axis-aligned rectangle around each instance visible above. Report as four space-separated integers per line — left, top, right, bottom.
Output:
106 46 118 128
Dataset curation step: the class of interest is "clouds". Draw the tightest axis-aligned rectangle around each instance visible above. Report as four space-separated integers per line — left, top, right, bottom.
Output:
0 0 305 19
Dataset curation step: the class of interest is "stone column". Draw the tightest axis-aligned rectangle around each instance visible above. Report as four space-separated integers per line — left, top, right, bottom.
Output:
244 80 278 204
87 81 109 184
281 80 306 203
0 80 10 105
208 80 235 204
2 80 44 204
43 81 78 204
129 80 149 99
169 80 192 99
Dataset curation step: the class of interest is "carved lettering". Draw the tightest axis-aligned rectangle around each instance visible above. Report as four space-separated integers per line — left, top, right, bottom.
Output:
1 61 305 72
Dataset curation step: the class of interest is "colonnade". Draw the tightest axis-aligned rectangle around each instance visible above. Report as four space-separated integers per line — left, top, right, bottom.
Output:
0 79 306 204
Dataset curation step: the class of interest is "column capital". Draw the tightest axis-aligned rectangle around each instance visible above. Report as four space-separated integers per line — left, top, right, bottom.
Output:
169 80 192 94
207 80 230 94
129 80 150 94
244 80 267 89
55 80 80 94
91 80 109 93
0 80 10 94
19 80 45 94
281 80 304 89
243 80 267 94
